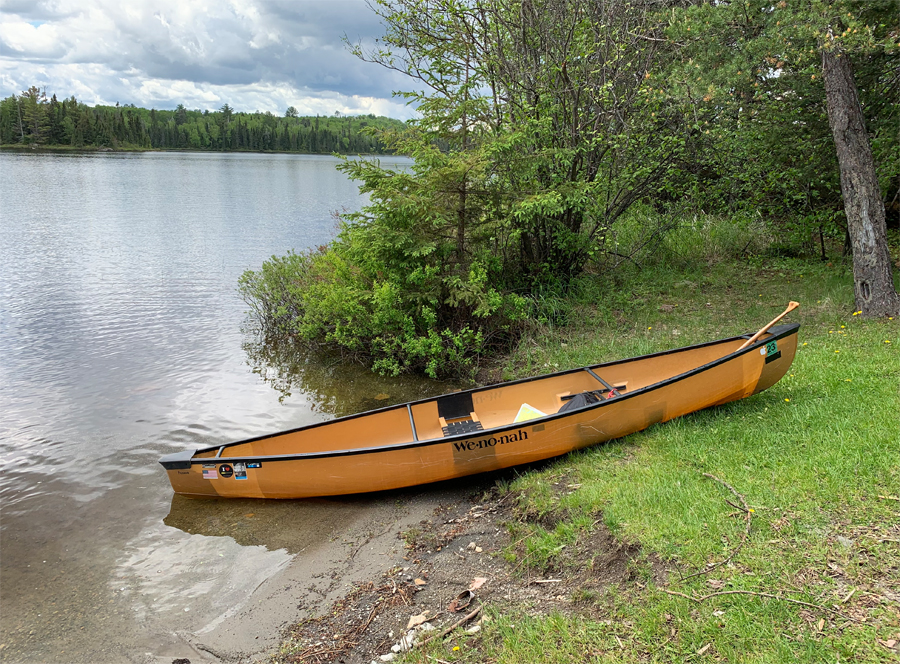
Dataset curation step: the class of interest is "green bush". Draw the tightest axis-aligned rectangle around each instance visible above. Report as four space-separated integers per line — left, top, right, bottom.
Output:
239 228 529 381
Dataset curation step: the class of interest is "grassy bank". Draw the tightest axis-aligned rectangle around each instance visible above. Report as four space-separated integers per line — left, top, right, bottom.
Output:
399 252 899 662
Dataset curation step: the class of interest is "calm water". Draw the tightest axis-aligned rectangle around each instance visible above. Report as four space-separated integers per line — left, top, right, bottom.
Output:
0 151 442 663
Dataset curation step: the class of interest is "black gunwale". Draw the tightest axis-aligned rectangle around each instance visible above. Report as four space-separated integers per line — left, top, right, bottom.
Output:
160 324 799 469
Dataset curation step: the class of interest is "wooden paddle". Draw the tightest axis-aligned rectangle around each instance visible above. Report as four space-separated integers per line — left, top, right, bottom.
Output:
737 301 800 351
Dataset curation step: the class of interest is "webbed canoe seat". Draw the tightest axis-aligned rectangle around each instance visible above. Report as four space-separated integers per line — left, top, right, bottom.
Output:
438 392 483 437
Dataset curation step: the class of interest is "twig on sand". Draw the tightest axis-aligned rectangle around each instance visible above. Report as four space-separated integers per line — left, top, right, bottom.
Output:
681 472 753 581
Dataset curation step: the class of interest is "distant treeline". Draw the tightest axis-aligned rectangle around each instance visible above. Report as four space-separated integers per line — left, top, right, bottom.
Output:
0 86 405 154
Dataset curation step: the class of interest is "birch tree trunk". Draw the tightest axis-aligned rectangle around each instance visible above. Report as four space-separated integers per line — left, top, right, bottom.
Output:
822 48 899 317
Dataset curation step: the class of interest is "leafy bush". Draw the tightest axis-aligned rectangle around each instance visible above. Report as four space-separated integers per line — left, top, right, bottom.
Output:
239 211 529 381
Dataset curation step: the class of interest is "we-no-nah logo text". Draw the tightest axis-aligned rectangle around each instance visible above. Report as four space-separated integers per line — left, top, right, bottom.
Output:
452 429 528 452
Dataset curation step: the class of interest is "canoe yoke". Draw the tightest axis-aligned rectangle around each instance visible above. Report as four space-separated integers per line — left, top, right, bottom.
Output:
438 392 484 437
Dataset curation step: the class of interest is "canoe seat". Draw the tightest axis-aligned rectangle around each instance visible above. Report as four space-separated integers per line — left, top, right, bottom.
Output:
437 392 484 436
441 418 484 437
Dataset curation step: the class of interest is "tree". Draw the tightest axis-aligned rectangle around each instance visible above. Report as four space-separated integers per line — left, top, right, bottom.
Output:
822 44 898 315
352 0 689 283
20 86 50 145
668 0 899 316
285 106 299 117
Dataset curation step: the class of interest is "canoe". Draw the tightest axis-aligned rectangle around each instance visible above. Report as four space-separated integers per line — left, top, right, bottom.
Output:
160 310 800 499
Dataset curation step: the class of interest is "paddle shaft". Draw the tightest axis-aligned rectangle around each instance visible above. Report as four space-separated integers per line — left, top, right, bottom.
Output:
737 301 800 351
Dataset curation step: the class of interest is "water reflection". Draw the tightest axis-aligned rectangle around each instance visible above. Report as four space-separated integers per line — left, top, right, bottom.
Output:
163 493 370 553
242 332 458 416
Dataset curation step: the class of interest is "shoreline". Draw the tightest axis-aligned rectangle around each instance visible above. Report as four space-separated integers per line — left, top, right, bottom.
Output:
0 145 401 157
143 480 497 664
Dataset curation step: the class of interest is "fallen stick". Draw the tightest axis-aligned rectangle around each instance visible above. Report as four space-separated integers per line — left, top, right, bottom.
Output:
418 606 482 649
681 473 752 581
662 589 857 621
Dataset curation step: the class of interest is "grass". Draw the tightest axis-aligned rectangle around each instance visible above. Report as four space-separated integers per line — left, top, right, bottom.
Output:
398 223 900 663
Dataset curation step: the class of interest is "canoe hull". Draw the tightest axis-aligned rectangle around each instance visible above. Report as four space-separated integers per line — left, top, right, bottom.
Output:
161 324 799 499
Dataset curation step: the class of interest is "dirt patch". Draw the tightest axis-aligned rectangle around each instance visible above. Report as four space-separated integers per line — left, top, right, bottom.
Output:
272 487 668 664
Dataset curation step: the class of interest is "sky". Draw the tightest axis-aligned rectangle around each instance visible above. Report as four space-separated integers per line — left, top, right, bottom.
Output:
0 0 416 118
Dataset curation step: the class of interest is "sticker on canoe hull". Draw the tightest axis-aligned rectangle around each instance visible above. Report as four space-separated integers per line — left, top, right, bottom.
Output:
202 468 218 480
234 462 247 480
219 464 234 478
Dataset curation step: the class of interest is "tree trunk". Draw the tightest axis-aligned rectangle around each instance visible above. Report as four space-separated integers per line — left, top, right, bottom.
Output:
822 48 899 316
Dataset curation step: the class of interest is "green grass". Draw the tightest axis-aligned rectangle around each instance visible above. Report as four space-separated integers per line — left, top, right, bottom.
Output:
401 250 900 663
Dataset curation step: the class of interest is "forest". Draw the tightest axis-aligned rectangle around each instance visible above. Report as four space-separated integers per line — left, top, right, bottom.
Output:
0 89 404 154
240 0 899 380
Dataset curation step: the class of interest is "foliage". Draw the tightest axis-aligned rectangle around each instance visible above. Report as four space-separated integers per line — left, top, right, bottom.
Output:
664 0 900 251
355 0 695 283
0 88 404 154
239 217 530 380
241 0 701 377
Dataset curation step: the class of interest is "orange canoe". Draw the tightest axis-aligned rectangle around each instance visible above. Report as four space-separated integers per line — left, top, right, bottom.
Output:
160 322 799 499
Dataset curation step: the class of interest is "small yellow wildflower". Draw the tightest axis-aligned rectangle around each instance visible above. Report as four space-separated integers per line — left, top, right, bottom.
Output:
453 646 460 651
845 379 852 382
802 342 808 346
749 508 755 513
852 311 861 316
841 325 845 328
886 340 892 344
784 398 790 402
648 327 652 330
835 350 840 353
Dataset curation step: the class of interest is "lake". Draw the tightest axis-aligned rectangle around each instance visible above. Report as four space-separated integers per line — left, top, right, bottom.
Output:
0 151 449 663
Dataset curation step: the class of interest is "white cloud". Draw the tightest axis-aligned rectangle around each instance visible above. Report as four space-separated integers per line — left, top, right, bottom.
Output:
0 0 416 118
0 17 65 56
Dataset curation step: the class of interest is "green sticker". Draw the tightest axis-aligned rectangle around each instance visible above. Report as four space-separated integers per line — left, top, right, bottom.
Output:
766 341 778 356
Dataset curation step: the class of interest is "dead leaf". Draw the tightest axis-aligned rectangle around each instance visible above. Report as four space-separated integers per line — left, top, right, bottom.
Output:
374 393 390 400
817 618 825 632
414 578 427 587
469 577 488 590
406 612 429 629
879 639 897 649
707 579 726 590
697 643 711 655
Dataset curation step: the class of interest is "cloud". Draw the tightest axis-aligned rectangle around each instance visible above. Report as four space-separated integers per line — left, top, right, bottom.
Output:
0 0 416 118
